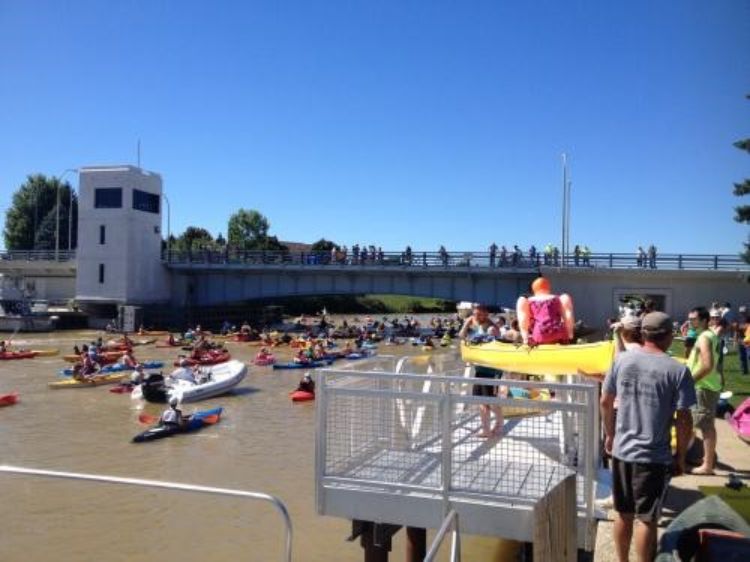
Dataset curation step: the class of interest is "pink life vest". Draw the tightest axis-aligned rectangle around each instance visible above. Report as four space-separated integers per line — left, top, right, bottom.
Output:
529 296 569 345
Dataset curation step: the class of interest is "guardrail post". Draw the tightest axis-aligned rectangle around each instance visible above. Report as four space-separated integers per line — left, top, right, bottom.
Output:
533 473 576 562
714 255 718 270
608 253 613 268
678 255 683 269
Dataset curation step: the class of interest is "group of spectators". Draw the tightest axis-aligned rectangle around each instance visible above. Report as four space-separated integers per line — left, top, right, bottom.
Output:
636 244 658 269
602 299 750 561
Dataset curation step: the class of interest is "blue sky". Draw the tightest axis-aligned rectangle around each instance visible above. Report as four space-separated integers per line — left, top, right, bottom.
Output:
1 0 749 253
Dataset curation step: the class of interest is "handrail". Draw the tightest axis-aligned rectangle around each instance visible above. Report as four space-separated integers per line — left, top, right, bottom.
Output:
0 465 293 562
162 249 750 272
424 509 461 562
0 250 76 262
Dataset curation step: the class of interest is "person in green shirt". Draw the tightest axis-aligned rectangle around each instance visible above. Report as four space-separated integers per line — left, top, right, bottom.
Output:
685 306 721 475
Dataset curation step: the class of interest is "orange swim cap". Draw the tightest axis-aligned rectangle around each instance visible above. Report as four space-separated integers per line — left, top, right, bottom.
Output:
531 277 551 295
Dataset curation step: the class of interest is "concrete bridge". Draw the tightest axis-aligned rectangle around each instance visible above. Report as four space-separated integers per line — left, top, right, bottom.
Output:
3 248 749 326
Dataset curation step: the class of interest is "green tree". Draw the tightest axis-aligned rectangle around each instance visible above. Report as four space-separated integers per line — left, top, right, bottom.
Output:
311 238 339 253
734 97 750 263
227 209 287 251
176 226 214 252
3 174 78 250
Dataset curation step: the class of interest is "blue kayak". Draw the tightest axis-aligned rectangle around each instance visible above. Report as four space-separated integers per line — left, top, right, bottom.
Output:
272 359 334 370
132 407 223 443
59 360 164 377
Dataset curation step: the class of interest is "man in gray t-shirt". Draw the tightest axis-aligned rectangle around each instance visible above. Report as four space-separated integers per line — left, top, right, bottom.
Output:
601 312 696 562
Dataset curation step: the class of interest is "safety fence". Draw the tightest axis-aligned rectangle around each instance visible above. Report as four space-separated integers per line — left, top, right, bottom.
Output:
315 356 600 547
164 249 748 272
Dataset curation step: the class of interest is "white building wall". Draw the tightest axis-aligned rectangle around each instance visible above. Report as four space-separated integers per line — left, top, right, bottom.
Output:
75 166 169 305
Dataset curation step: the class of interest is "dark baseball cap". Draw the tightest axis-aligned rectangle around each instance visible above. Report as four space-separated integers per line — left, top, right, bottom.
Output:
641 312 672 334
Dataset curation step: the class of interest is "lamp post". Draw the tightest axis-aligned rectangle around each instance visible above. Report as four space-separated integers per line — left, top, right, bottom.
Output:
55 168 77 260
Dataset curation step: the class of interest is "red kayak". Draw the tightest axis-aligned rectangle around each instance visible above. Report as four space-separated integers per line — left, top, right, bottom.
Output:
174 350 231 366
0 392 19 406
0 351 35 360
290 390 315 402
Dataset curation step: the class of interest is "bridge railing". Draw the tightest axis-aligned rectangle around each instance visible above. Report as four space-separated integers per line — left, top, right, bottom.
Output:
0 250 77 262
163 249 749 272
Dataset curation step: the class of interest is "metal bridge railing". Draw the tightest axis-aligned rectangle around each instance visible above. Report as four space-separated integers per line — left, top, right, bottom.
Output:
424 509 461 562
163 249 749 272
0 465 293 562
0 249 76 262
315 359 600 548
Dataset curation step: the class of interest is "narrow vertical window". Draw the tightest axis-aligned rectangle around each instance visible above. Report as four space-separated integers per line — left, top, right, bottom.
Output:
100 225 106 245
99 264 105 284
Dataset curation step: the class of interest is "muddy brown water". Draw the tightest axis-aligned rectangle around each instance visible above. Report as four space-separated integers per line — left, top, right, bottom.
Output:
0 325 519 561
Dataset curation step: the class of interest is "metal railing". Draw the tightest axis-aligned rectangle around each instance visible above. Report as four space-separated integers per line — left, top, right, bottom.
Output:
0 465 293 562
424 509 461 562
164 249 749 272
315 357 600 547
0 249 76 262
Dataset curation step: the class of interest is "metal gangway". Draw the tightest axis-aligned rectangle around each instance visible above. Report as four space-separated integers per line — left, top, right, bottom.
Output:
315 354 600 556
0 465 293 562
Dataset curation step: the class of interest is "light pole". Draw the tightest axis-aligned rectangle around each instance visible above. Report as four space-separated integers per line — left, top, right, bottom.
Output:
560 154 571 266
55 168 77 260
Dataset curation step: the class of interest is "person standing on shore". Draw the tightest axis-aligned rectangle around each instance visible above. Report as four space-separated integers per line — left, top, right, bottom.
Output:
686 306 721 475
601 312 696 562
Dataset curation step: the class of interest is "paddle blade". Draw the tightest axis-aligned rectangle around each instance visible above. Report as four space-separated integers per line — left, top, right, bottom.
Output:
138 413 159 424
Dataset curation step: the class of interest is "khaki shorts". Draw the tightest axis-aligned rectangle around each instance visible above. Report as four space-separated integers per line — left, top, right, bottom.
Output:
692 388 719 432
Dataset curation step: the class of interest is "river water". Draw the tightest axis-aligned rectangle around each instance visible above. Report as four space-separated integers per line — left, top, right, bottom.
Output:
0 321 519 561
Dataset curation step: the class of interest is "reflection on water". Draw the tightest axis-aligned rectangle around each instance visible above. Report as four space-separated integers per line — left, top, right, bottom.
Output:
0 322 519 561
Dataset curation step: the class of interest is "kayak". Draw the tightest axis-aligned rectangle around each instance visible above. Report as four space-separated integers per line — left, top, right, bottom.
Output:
272 359 334 370
0 351 35 360
0 392 19 407
655 495 750 561
173 351 231 366
132 407 223 443
31 348 59 357
253 355 276 366
290 390 315 402
133 338 157 346
136 330 169 337
64 351 125 363
48 373 127 389
460 340 615 376
729 397 750 444
59 360 164 377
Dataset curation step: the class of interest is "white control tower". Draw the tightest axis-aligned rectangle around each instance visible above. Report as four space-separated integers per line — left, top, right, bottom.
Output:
75 166 169 310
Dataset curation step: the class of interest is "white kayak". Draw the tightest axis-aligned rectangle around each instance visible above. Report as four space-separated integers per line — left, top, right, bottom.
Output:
132 360 247 404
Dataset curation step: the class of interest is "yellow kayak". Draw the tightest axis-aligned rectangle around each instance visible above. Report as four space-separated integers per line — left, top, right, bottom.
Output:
48 373 127 389
30 349 59 357
461 340 615 376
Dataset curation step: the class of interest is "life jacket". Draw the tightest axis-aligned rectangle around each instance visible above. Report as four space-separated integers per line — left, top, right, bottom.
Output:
529 296 569 345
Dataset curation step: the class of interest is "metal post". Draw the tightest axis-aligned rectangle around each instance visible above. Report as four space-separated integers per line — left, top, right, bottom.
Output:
406 527 426 562
55 178 60 260
162 193 171 262
561 153 567 267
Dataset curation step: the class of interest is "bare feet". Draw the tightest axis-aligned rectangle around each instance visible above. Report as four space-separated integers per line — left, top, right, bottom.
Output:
690 466 715 476
477 430 493 438
491 425 503 437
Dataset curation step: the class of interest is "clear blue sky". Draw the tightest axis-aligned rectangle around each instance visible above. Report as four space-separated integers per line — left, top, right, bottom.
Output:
1 1 749 253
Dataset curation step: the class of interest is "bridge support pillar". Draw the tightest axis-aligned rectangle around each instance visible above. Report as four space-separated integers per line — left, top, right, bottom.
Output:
350 520 401 562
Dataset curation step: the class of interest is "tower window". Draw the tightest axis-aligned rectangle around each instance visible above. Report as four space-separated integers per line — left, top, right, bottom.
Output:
133 189 160 213
99 264 105 284
94 188 123 208
99 225 106 245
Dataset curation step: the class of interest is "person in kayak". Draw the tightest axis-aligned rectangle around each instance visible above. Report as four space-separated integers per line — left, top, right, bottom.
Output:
160 397 185 428
516 277 575 346
296 373 315 394
120 349 138 368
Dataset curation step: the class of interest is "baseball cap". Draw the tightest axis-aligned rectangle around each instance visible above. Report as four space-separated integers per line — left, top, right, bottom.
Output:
709 308 721 318
641 312 672 334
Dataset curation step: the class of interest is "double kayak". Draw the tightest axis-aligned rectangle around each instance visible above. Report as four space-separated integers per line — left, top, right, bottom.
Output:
0 392 19 406
58 360 164 377
0 351 36 360
460 340 615 376
48 373 127 389
290 390 315 402
63 351 124 363
173 350 231 366
132 407 222 443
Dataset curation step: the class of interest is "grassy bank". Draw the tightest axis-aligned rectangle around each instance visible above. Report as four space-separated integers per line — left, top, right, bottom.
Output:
269 294 455 315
